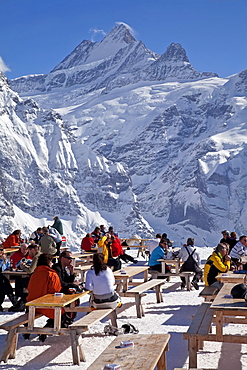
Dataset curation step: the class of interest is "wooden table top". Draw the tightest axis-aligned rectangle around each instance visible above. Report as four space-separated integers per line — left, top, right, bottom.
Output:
210 282 247 311
26 292 89 307
87 333 170 370
157 258 180 263
114 265 149 278
3 248 19 254
74 265 92 271
71 252 94 258
216 271 246 282
2 270 29 276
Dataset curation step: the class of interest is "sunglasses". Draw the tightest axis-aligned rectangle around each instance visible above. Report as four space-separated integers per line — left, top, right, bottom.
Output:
63 256 72 260
0 249 3 251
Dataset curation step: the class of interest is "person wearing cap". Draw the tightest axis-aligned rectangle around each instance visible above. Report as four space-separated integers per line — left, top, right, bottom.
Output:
204 243 231 289
229 235 247 269
148 239 171 273
220 230 232 246
51 216 63 235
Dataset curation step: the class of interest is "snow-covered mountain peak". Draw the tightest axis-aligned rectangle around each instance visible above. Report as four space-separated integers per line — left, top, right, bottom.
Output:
159 43 189 63
102 23 136 45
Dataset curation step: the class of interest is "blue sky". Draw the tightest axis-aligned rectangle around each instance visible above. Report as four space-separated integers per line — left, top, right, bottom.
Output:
0 0 246 79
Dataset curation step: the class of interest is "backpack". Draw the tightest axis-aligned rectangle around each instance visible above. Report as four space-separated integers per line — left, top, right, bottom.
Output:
180 246 202 273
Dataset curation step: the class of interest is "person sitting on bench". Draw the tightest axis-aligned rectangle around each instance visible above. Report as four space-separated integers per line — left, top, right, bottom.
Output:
148 239 171 273
204 243 231 290
85 253 121 309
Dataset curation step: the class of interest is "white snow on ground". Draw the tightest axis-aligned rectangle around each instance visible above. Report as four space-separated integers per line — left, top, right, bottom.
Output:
0 247 246 370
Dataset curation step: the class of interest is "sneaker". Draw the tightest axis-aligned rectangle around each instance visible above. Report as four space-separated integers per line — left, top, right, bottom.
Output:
181 283 186 290
38 334 47 342
133 260 138 264
8 294 18 306
192 281 199 290
22 334 30 340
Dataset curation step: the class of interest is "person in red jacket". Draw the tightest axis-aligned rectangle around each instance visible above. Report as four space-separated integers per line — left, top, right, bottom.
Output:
2 230 21 249
111 235 137 264
81 233 95 252
10 243 30 269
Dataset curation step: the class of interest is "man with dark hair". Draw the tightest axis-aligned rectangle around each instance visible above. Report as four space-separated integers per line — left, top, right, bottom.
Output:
178 237 202 290
148 239 171 273
52 251 79 293
229 235 247 269
204 243 231 289
29 227 43 243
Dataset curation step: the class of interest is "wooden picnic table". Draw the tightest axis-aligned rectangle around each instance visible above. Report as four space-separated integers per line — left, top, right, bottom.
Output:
2 270 30 279
74 264 92 282
157 258 181 274
216 271 246 284
71 252 94 266
26 291 89 332
87 333 170 370
114 265 149 292
210 282 247 342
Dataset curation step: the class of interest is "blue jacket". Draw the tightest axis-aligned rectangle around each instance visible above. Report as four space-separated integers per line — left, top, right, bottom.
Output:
0 258 10 272
149 245 165 267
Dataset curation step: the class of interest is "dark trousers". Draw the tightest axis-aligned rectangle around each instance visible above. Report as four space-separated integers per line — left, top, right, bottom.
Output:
15 276 30 301
119 253 135 263
0 274 14 305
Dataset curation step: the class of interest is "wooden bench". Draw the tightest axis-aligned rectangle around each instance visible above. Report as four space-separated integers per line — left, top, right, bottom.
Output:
183 302 214 368
0 312 43 363
199 285 218 301
124 279 165 318
149 270 194 291
87 333 170 370
69 307 117 365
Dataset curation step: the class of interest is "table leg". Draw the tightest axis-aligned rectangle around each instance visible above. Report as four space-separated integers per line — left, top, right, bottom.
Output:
161 262 166 274
144 269 148 282
28 306 35 330
215 310 223 341
54 307 62 331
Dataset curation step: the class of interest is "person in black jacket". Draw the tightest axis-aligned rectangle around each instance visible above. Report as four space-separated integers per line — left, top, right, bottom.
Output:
52 251 79 293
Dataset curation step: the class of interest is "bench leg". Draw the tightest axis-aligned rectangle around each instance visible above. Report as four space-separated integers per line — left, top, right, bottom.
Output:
110 310 117 327
9 331 18 359
135 294 143 318
188 337 198 368
0 328 17 363
70 330 86 365
185 274 191 291
155 286 163 303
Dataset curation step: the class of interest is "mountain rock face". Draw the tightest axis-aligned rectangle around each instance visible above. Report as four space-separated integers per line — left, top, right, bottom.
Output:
2 24 247 247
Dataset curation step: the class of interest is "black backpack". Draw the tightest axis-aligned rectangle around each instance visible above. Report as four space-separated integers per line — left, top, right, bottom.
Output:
180 246 202 273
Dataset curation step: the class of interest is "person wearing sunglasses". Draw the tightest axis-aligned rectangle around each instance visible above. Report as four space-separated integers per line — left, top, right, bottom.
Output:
52 251 80 293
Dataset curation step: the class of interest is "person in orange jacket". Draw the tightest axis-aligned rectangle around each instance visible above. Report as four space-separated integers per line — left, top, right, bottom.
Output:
2 230 21 249
27 253 62 319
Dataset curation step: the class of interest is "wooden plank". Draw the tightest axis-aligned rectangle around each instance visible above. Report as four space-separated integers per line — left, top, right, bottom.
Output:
0 313 43 331
87 334 170 370
186 303 211 336
124 279 165 295
69 308 114 330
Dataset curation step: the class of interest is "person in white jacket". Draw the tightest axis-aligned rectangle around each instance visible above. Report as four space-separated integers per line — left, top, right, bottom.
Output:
178 238 202 290
85 253 121 309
